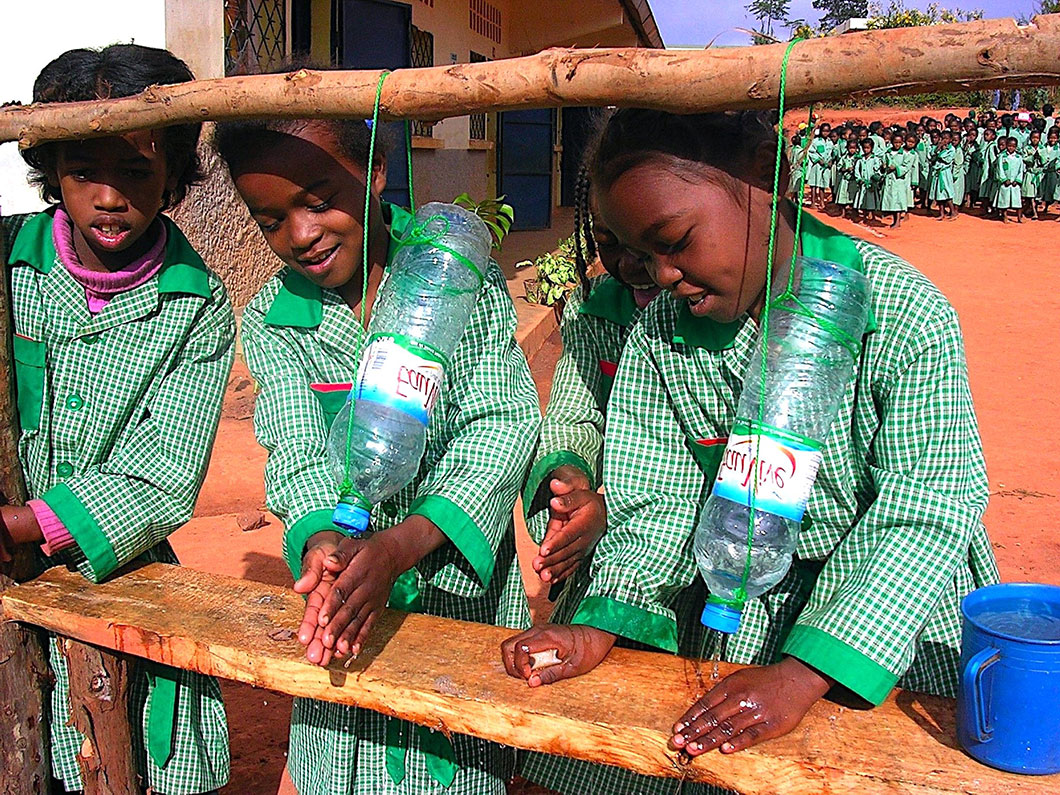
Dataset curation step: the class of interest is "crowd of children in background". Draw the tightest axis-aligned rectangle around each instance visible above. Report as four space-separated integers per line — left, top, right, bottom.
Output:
789 107 1060 225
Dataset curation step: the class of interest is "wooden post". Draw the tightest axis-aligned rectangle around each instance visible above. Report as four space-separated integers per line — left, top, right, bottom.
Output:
0 220 51 795
64 641 138 795
2 14 1060 147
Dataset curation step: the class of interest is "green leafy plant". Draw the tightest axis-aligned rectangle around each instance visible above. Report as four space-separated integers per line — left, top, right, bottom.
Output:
453 193 515 250
518 236 579 307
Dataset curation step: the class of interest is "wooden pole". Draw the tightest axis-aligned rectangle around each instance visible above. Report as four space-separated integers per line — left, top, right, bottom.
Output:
64 641 138 795
0 221 50 795
1 15 1060 148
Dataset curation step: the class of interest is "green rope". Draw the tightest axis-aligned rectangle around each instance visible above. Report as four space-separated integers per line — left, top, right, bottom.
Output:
732 37 803 609
340 69 389 498
389 214 485 286
405 120 416 212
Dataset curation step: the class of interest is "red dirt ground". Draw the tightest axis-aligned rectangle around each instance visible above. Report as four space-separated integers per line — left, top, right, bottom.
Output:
169 198 1060 793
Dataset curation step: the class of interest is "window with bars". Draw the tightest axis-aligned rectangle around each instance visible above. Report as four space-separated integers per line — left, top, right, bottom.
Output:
469 0 502 44
469 51 488 141
224 0 286 75
410 26 435 138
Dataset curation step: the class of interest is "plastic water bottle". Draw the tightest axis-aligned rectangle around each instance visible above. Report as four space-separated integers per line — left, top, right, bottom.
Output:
325 202 490 535
695 257 871 634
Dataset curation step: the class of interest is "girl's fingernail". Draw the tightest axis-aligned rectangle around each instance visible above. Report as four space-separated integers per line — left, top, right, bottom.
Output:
721 742 734 752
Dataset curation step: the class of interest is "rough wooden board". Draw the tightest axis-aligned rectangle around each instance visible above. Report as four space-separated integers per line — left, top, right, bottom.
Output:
3 564 1056 795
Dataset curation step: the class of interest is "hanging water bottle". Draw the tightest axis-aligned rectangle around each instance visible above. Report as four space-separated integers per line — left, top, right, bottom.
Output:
695 256 871 634
325 202 490 535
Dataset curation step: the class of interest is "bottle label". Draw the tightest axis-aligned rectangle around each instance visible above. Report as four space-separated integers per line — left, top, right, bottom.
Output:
354 334 446 425
711 421 823 522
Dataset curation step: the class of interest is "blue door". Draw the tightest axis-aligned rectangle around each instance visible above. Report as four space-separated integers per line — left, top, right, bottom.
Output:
339 0 411 209
499 109 555 230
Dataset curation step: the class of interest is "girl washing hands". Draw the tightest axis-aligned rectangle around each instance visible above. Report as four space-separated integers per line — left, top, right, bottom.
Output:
502 108 996 779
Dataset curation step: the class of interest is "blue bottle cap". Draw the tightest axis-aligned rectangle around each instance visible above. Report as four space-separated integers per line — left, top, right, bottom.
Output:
701 601 743 634
333 502 371 536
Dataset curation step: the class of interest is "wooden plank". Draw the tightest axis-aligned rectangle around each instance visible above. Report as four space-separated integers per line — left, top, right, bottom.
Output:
2 15 1060 148
2 564 1056 794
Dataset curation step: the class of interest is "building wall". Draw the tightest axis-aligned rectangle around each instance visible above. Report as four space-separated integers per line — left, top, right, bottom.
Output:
0 0 167 215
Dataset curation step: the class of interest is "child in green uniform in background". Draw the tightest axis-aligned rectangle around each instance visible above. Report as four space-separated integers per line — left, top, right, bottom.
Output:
965 128 981 209
834 139 860 219
1 45 233 795
904 133 920 213
929 130 957 221
996 136 1026 223
806 124 833 210
880 137 909 228
215 115 540 795
951 132 966 214
1021 129 1045 220
853 138 881 223
916 128 933 208
502 107 997 775
1042 127 1060 216
979 128 1000 214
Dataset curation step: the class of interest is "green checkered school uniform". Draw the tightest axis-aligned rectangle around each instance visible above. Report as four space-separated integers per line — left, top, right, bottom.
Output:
549 212 998 795
2 211 234 794
240 203 539 795
520 279 721 795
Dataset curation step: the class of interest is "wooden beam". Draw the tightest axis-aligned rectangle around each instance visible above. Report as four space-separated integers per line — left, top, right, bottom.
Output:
2 15 1060 148
3 563 1057 795
64 640 138 794
0 219 51 795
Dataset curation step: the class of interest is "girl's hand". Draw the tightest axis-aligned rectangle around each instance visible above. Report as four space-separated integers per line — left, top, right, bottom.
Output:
500 624 616 686
671 657 832 756
293 531 347 664
533 466 606 584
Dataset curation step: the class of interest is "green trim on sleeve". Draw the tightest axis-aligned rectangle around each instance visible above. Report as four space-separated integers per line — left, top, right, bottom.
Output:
570 595 678 653
409 494 495 588
783 624 898 706
284 508 344 580
521 450 595 517
42 483 118 581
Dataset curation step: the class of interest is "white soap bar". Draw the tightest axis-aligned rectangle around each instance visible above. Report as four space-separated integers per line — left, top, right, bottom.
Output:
529 649 562 671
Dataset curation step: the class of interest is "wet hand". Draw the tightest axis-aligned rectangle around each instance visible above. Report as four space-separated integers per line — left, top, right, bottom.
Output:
293 531 346 665
533 466 606 584
500 624 615 686
671 657 832 755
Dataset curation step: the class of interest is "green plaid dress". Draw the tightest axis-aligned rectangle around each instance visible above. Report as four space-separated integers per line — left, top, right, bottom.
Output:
3 211 234 794
241 203 540 795
543 213 998 795
520 279 722 795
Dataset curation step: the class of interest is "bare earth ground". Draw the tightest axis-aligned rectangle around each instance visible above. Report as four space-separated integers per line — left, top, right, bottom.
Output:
169 191 1060 792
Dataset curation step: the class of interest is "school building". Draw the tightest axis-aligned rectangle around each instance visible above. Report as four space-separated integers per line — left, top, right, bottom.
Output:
0 0 662 306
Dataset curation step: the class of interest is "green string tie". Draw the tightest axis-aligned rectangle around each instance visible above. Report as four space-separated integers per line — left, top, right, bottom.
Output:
390 214 486 287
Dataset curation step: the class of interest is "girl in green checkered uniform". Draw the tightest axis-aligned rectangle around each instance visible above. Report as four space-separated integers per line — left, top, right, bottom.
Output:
504 108 997 789
1 46 233 794
216 115 540 794
517 161 698 795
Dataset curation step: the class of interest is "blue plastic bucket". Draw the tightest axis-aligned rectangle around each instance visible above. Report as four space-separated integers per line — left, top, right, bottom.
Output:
957 582 1060 774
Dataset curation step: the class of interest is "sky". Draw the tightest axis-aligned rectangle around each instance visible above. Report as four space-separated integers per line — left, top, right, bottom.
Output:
654 0 1039 46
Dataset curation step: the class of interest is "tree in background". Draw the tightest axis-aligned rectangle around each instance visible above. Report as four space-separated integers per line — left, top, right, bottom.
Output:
812 0 869 31
746 0 792 42
866 1 983 29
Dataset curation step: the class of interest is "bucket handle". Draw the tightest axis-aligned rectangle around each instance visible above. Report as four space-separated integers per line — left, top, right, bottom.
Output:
962 647 1001 743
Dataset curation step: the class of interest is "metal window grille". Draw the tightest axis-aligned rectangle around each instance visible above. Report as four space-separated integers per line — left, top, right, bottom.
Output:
469 0 502 44
224 0 286 75
410 26 435 138
468 51 489 140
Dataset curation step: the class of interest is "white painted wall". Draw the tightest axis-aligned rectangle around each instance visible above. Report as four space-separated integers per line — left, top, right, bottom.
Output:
0 0 166 214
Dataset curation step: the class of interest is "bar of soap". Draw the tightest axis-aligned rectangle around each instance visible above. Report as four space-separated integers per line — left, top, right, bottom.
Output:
529 649 562 670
